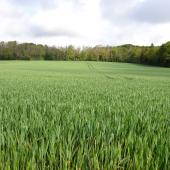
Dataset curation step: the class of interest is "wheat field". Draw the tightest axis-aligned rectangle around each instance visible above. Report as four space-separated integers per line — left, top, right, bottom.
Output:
0 61 169 169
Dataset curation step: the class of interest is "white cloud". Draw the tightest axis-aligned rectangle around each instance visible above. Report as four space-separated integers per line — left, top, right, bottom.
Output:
0 0 170 46
29 0 109 46
0 0 31 40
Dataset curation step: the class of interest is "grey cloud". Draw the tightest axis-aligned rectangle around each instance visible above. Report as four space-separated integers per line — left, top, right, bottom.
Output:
31 26 79 38
131 0 170 23
100 0 170 24
100 0 137 22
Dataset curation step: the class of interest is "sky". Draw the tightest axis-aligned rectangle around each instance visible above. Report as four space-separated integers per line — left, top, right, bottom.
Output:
0 0 170 47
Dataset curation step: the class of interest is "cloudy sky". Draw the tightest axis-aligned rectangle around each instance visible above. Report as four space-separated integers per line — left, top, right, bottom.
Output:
0 0 170 46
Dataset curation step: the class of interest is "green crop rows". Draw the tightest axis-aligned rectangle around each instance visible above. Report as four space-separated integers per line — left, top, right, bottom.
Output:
0 61 170 169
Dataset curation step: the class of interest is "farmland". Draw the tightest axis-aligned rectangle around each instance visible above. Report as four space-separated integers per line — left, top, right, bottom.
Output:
0 61 170 169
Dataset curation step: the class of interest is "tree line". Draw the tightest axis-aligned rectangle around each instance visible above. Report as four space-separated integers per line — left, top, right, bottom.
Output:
0 41 170 67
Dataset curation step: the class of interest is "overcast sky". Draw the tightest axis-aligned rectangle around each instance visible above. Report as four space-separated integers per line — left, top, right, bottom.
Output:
0 0 170 46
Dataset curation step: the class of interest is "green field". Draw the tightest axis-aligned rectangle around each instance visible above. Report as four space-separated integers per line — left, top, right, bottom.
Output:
0 61 170 169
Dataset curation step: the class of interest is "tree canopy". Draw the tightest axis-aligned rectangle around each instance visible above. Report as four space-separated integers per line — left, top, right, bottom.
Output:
0 41 169 67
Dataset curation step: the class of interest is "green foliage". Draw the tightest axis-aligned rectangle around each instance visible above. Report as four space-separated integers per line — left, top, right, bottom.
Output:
66 45 76 60
0 61 170 169
0 41 170 67
158 42 170 67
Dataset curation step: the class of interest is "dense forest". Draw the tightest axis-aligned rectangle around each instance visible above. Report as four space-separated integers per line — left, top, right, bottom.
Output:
0 41 170 67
